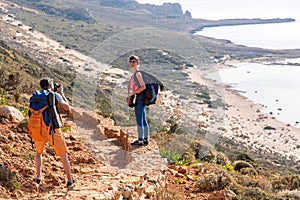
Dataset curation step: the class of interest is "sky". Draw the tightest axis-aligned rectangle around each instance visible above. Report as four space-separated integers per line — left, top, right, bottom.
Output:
136 0 300 20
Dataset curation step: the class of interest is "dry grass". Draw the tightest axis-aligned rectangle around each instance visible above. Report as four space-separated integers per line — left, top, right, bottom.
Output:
0 166 21 191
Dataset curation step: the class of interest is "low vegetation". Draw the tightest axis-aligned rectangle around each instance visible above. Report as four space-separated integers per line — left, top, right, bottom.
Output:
0 165 21 191
155 130 300 199
0 41 74 108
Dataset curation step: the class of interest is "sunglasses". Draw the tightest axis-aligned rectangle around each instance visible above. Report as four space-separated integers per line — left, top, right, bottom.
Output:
129 60 137 63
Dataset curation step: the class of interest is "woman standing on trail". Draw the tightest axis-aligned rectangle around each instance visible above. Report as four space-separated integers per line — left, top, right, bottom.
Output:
128 55 149 146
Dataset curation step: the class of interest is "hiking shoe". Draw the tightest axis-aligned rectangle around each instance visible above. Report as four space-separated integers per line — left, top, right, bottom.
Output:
130 140 143 146
66 179 75 189
143 140 149 145
33 177 42 185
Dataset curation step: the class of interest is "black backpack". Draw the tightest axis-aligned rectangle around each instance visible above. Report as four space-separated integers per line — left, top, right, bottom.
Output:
134 71 164 106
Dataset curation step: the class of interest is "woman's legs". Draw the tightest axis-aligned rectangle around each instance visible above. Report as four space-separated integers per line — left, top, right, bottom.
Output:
141 107 149 141
135 101 149 142
135 101 144 142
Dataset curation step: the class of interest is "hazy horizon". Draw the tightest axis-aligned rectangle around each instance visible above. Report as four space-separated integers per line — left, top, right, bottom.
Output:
136 0 300 20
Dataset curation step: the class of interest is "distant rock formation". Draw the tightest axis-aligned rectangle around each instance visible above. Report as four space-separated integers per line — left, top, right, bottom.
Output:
141 3 183 17
99 0 187 18
184 10 192 18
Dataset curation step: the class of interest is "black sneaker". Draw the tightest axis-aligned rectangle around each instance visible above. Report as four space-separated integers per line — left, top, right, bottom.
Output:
130 140 143 146
33 177 42 185
143 140 149 145
66 179 75 189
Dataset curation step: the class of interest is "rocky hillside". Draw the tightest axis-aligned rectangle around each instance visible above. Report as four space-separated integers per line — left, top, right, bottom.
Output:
6 0 296 56
98 0 189 18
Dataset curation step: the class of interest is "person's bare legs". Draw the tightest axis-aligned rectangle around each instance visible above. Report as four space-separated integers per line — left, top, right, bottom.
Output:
60 154 72 182
35 153 42 179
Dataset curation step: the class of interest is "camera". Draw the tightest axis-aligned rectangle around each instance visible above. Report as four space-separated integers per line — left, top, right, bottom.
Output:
53 82 61 92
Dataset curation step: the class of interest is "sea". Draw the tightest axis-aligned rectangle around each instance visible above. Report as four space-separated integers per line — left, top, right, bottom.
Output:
137 0 300 127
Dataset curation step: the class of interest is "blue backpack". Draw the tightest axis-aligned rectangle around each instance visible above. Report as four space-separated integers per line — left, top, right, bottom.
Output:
28 90 62 145
134 71 164 106
29 90 51 126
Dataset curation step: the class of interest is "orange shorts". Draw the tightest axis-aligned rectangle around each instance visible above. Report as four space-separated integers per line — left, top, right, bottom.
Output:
35 128 68 157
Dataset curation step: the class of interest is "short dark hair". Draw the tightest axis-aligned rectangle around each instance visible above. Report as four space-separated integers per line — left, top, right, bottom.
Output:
129 55 140 63
39 77 52 89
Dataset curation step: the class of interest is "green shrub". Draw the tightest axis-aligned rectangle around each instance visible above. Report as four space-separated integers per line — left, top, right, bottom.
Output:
159 149 189 166
156 188 184 200
166 120 179 134
237 153 255 164
20 107 29 117
190 140 230 165
0 166 21 191
196 170 232 192
0 95 10 106
196 93 211 100
216 152 230 165
231 185 277 200
61 125 71 132
272 174 300 191
234 161 255 172
278 190 300 199
240 168 258 176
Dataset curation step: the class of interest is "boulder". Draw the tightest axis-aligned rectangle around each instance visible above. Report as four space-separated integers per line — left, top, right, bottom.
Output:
0 106 24 122
95 125 107 140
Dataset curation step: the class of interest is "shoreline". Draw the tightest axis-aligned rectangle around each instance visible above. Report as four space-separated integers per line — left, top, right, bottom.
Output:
208 60 300 129
188 61 300 165
190 18 295 34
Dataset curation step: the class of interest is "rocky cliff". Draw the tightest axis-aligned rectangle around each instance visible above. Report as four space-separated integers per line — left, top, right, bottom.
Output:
83 0 188 18
141 3 184 18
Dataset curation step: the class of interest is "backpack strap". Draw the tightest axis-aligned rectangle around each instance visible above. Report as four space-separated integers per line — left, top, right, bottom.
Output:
29 106 48 114
55 95 63 125
30 137 34 150
47 91 61 146
133 71 140 87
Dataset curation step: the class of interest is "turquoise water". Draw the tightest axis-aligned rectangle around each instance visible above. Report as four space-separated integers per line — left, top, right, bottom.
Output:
196 20 300 49
207 62 300 127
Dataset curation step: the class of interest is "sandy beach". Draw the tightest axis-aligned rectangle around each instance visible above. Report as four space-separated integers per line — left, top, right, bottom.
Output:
187 63 300 165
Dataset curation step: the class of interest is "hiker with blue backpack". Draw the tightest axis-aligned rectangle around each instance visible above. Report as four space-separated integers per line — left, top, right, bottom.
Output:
127 55 164 146
28 77 75 188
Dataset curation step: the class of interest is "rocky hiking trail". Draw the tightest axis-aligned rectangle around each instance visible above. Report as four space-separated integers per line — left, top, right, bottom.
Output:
0 105 172 199
71 108 168 176
0 104 225 200
0 106 234 200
